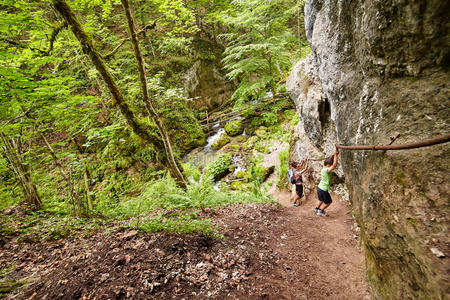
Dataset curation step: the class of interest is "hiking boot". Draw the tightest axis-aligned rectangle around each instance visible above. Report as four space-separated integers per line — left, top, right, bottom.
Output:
314 208 320 214
293 202 299 207
317 209 329 217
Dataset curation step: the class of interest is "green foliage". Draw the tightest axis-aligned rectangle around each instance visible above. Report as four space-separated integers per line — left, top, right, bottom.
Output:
261 112 279 126
242 108 256 118
276 148 290 190
243 136 259 150
135 213 217 237
290 112 300 127
204 153 232 181
182 163 202 182
211 133 231 150
149 75 206 153
218 0 297 104
224 119 244 136
0 0 299 239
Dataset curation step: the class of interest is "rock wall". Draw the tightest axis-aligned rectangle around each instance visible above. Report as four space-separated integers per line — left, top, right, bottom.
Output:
289 0 449 298
286 54 346 198
184 60 234 110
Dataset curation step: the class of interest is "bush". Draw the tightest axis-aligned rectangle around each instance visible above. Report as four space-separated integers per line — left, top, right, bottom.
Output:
204 153 233 181
182 163 201 182
261 112 279 126
276 148 290 190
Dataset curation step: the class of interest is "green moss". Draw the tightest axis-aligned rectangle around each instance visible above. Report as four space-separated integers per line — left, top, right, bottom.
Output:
408 218 418 226
254 141 270 154
224 119 244 136
250 163 275 183
236 135 248 143
236 170 247 179
211 133 230 150
230 144 241 151
231 181 244 190
242 108 256 118
243 136 259 150
394 172 406 186
255 126 268 138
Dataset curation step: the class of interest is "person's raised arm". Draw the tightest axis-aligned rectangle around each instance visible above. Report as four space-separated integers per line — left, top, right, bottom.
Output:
299 158 309 175
298 159 306 169
327 151 339 172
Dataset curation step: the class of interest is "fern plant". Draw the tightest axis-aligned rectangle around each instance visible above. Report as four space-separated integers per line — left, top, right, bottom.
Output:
218 0 296 106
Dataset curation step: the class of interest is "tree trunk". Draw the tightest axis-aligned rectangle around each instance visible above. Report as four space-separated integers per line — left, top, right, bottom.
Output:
0 132 41 210
120 0 187 188
297 3 302 57
52 0 186 187
39 130 85 216
72 137 93 211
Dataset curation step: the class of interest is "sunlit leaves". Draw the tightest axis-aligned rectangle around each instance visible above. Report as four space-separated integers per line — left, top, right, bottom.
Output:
218 0 296 103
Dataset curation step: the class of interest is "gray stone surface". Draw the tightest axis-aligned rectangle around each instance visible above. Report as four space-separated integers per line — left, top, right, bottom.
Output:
288 0 450 298
286 54 345 197
184 61 234 110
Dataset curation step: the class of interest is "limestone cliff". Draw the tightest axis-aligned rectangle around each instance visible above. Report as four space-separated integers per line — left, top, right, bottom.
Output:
184 60 234 110
286 54 346 197
289 0 449 298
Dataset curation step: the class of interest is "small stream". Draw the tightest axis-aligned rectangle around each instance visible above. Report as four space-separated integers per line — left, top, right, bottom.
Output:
182 127 226 169
182 127 248 174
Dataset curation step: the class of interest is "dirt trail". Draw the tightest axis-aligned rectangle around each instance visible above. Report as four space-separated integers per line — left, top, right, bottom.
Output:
244 190 371 299
1 190 371 300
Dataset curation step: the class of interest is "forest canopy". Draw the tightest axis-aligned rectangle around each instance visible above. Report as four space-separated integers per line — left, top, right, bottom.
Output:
0 0 308 232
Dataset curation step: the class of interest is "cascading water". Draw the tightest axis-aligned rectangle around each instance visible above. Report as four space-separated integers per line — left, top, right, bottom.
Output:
204 128 225 151
182 127 226 168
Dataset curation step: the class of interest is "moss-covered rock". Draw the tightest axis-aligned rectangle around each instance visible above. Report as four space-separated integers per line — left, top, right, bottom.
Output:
243 136 259 150
254 141 271 154
221 143 241 153
230 144 241 151
235 170 248 180
236 135 248 143
224 119 244 136
261 165 275 182
231 180 244 190
255 126 268 138
211 133 230 150
251 165 275 182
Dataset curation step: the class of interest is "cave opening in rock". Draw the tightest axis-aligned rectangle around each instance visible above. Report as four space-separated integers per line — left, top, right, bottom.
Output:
318 97 331 126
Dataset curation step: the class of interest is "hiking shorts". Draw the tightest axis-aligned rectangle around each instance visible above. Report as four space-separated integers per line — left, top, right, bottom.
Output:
295 184 303 197
317 187 332 204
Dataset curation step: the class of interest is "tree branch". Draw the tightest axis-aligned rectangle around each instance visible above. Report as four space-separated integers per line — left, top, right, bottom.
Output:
104 21 156 60
2 105 42 125
45 20 68 55
1 21 68 56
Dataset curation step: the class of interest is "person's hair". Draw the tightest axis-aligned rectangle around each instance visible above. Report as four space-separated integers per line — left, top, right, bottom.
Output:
290 161 299 168
324 157 333 166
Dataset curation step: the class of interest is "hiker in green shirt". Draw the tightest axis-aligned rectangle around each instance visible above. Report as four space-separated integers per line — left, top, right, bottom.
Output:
314 150 339 217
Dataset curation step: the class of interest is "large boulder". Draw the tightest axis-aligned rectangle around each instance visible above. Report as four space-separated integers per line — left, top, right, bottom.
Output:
224 119 244 136
211 133 230 150
292 0 450 298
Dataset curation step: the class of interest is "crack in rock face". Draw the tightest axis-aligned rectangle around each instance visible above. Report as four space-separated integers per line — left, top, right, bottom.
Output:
287 0 450 298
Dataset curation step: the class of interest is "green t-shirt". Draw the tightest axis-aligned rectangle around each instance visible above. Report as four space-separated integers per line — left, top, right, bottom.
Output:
318 167 331 191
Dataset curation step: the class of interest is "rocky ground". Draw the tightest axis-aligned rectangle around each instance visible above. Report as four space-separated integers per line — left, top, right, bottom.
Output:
1 191 370 299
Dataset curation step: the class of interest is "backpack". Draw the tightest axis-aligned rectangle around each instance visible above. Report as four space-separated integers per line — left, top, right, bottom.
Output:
287 169 296 184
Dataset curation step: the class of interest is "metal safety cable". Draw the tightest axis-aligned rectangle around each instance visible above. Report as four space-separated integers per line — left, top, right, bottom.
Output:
335 133 450 151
